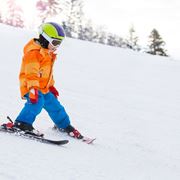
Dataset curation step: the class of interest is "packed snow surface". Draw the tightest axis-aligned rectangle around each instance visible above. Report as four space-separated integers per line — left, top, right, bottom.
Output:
0 24 180 180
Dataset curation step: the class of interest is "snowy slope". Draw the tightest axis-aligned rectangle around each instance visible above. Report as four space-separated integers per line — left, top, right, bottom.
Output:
0 23 180 180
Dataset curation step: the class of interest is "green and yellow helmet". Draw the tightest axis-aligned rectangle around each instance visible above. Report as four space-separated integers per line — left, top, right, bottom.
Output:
39 22 65 40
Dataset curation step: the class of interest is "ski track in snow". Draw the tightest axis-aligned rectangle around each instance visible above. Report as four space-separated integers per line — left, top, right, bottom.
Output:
0 24 180 180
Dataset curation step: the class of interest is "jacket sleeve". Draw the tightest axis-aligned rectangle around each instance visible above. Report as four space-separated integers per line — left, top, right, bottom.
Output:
24 51 40 90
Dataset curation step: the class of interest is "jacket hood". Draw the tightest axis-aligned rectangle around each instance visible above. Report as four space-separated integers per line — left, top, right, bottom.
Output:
23 39 41 54
23 39 53 57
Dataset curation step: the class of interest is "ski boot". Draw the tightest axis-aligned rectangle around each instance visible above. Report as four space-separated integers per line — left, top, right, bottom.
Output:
54 124 83 139
65 125 83 139
13 121 44 137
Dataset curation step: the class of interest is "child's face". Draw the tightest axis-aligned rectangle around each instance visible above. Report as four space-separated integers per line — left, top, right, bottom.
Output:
48 43 58 52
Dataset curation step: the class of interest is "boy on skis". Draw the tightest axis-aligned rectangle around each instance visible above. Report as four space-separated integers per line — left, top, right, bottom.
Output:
2 22 83 139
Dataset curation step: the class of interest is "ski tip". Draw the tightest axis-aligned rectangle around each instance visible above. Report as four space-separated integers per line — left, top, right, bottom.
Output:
82 137 96 144
63 140 69 144
7 116 13 123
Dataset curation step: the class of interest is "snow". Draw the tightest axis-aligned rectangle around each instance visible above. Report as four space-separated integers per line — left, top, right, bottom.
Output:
0 23 180 180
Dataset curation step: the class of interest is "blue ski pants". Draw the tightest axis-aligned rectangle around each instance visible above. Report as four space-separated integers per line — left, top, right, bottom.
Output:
16 91 70 129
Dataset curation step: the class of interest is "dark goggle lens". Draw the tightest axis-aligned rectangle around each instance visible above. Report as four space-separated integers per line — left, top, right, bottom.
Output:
51 39 62 46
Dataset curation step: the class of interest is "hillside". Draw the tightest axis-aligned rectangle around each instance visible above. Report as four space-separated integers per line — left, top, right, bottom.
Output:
0 24 180 180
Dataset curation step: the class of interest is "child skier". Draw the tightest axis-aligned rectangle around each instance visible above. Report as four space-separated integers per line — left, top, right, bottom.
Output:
3 22 83 139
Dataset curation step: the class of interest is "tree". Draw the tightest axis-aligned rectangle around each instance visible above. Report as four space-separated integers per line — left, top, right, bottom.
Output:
147 28 168 56
77 20 95 40
36 0 62 23
66 0 85 38
126 25 140 51
107 33 126 47
78 21 107 44
4 0 24 28
96 27 107 45
79 21 107 44
0 12 3 23
62 21 72 37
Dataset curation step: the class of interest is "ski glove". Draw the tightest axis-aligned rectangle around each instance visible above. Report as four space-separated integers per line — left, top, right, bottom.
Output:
49 86 59 98
29 88 39 104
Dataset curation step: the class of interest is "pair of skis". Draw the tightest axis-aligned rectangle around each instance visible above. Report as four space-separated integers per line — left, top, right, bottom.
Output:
0 117 96 146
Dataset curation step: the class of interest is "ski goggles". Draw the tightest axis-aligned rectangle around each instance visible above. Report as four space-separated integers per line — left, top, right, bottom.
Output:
41 32 63 47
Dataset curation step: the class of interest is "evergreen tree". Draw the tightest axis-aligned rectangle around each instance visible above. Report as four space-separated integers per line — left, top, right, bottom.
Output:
66 0 85 38
0 12 3 23
147 28 168 56
107 33 117 46
96 27 107 45
126 25 140 51
36 0 62 23
78 20 95 41
5 0 24 28
78 22 107 44
107 33 128 48
62 21 72 37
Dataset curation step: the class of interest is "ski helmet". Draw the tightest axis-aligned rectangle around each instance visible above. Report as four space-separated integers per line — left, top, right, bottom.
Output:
38 22 65 48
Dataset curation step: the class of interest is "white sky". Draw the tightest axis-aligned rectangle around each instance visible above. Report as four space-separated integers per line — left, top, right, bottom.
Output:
85 0 179 35
84 0 180 59
1 0 180 59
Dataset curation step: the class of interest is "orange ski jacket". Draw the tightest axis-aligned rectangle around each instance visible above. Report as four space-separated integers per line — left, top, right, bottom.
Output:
19 39 57 98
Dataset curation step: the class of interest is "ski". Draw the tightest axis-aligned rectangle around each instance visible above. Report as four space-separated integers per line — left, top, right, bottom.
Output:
0 128 69 146
53 126 96 144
